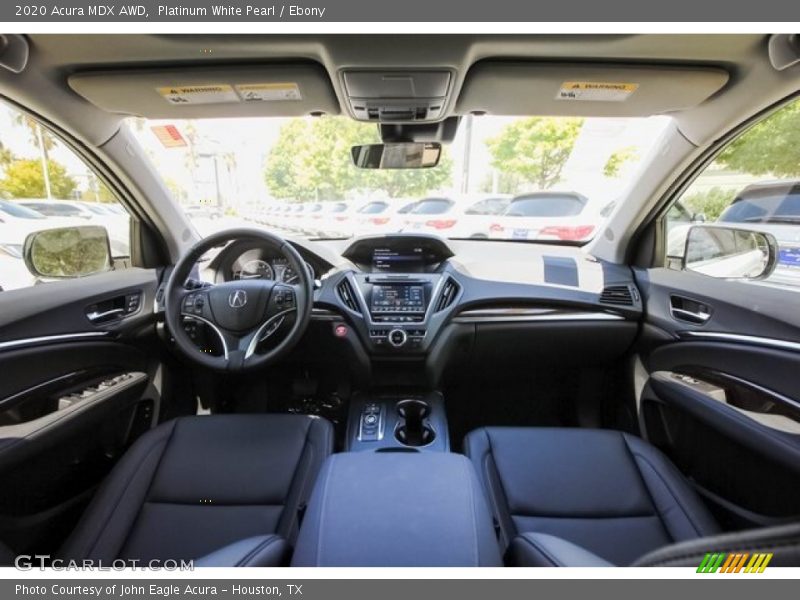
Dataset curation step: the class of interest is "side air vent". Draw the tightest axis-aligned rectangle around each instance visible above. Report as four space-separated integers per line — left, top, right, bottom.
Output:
599 285 635 307
435 278 460 312
337 279 360 313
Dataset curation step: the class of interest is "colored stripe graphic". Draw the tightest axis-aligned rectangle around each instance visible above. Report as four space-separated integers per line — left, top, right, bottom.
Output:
697 552 772 573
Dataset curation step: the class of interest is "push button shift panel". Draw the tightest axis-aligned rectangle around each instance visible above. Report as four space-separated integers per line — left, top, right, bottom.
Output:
358 402 384 442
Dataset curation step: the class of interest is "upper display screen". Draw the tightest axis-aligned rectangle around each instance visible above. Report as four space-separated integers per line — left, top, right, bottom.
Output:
372 247 426 272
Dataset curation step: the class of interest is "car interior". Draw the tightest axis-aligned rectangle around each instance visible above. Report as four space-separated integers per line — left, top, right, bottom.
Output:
0 33 799 568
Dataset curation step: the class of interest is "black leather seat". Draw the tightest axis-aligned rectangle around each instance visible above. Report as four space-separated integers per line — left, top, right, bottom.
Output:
60 414 333 567
464 427 719 566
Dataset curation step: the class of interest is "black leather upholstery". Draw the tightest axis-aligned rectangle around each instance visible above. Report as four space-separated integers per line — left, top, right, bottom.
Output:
465 427 719 565
291 452 503 567
507 533 613 567
60 414 333 565
194 535 291 567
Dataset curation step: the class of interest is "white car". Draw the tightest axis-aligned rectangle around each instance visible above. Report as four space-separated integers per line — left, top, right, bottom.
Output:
349 199 418 236
401 195 512 238
17 199 131 257
488 191 607 242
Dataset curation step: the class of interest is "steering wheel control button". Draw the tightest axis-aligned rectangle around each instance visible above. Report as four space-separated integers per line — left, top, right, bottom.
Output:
388 328 408 348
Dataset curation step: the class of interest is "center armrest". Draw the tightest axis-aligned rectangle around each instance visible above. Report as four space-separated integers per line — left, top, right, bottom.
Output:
291 452 502 567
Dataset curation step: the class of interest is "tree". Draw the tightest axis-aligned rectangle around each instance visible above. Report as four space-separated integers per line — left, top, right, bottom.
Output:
0 141 15 167
603 146 639 178
486 117 584 191
0 158 77 198
716 100 800 178
264 118 452 200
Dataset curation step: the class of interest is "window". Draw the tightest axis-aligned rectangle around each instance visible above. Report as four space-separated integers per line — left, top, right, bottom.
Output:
666 97 800 289
129 114 670 244
411 199 453 215
358 201 390 214
0 102 132 292
505 194 586 217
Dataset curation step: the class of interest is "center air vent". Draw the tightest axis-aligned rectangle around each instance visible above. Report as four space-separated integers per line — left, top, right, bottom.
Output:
435 278 460 312
599 285 635 307
337 279 360 313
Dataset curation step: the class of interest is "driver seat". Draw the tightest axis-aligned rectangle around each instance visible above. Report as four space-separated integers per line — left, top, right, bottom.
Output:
59 414 333 567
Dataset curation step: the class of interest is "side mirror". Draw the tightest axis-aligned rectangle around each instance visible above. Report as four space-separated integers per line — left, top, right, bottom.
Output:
682 225 778 280
351 142 441 169
23 225 113 279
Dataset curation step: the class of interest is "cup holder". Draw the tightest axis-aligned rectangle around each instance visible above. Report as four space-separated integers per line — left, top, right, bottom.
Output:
395 399 435 447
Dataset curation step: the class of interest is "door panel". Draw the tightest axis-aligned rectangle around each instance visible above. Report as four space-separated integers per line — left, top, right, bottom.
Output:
0 268 164 555
635 267 800 529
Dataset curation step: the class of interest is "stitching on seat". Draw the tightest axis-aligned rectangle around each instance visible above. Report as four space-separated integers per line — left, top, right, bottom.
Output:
619 433 673 543
237 536 280 567
314 454 335 566
479 430 512 545
461 458 480 566
623 434 705 539
115 419 181 557
518 535 558 567
84 420 176 558
279 418 316 539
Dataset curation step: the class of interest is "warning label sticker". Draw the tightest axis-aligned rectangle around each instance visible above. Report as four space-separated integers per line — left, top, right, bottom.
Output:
556 82 639 102
156 85 240 105
235 83 302 102
150 124 187 148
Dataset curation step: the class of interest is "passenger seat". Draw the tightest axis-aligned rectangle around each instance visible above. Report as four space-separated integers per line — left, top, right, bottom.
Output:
464 427 719 565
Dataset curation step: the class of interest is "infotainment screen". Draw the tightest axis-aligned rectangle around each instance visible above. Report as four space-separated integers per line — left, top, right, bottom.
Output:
371 285 425 314
372 247 425 272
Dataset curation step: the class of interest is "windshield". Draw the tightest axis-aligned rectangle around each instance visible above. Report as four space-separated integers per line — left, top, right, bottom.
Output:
128 114 671 243
0 200 46 219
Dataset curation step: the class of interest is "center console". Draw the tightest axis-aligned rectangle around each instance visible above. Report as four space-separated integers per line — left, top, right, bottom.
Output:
346 391 449 452
290 451 502 567
336 235 461 356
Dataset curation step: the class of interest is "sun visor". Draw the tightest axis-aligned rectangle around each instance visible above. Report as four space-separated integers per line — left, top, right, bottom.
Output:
68 63 340 118
457 62 729 117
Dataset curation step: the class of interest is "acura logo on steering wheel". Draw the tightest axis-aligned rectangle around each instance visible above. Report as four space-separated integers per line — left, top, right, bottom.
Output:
228 289 248 308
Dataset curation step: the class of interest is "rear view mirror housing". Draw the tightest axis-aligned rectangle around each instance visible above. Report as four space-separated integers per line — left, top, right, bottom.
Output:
351 142 441 169
682 225 778 280
23 225 113 279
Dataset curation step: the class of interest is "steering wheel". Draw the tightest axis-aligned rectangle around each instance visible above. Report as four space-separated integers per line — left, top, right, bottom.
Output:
165 228 313 372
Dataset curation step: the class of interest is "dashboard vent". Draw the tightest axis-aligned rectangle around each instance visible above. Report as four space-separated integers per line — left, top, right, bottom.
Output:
435 278 460 312
600 285 634 306
337 279 360 313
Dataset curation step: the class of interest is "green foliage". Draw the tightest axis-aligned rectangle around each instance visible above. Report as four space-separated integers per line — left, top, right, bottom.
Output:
603 146 639 178
716 100 800 178
264 118 453 200
486 117 584 191
29 227 110 278
0 158 77 198
682 186 738 221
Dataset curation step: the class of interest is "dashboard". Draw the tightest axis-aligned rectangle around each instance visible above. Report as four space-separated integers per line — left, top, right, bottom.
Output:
198 234 643 364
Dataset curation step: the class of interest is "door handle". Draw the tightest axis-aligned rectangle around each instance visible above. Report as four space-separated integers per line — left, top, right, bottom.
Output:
669 295 712 324
86 308 125 322
670 307 711 324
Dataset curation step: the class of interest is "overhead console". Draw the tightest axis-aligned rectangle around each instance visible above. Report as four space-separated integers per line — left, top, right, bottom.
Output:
341 70 454 122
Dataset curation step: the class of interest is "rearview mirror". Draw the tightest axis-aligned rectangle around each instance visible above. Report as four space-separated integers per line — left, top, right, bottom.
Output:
350 142 441 169
23 225 113 279
682 225 778 280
